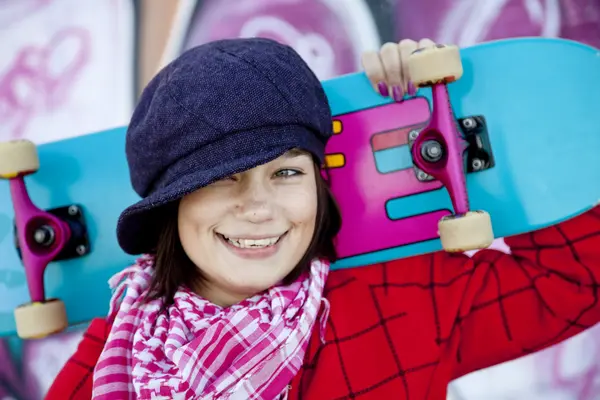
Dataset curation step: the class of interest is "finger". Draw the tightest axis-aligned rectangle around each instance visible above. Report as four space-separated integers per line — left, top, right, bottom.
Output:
361 50 388 97
398 39 418 93
379 42 403 101
418 38 437 48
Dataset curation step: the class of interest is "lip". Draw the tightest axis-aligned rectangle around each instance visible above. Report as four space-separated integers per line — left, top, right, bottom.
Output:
217 232 288 260
217 233 286 240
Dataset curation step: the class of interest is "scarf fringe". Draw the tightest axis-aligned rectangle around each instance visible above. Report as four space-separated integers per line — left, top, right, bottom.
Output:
319 298 330 344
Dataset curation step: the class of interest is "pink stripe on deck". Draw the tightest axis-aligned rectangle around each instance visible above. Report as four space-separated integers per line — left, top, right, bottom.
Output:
371 126 413 151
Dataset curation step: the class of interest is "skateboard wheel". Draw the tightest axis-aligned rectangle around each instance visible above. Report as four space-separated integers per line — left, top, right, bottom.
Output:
0 139 39 179
438 210 494 252
14 299 68 339
408 44 463 87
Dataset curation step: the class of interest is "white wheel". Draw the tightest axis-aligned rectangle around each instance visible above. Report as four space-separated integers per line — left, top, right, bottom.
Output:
438 210 494 252
14 299 68 339
0 139 39 179
408 44 463 87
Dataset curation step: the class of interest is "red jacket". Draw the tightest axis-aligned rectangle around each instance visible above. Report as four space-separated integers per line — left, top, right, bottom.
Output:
46 205 600 400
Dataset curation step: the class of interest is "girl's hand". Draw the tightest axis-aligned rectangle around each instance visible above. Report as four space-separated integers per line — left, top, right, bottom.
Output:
361 38 437 102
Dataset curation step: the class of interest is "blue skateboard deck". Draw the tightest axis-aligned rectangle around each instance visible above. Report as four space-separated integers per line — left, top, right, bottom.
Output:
1 37 599 337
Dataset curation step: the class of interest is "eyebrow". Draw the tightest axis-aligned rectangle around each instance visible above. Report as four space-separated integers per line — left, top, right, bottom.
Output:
283 148 309 158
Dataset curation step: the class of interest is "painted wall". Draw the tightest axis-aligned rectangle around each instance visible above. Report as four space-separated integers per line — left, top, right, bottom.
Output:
0 0 598 399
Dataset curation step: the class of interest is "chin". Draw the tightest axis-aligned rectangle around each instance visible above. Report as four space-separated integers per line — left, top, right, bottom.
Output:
235 264 293 291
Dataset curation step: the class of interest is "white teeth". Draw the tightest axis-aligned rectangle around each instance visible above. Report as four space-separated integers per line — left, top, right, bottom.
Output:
224 236 281 249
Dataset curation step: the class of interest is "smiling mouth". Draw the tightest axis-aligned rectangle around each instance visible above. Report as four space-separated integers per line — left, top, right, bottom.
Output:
217 233 287 249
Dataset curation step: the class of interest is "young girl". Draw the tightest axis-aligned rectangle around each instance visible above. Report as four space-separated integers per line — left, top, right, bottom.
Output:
47 37 600 400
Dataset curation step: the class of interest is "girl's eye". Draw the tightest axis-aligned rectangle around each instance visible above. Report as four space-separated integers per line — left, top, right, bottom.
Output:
275 169 302 178
215 174 238 183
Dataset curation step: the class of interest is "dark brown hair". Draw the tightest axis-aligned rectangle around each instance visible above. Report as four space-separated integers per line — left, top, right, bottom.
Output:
145 162 341 307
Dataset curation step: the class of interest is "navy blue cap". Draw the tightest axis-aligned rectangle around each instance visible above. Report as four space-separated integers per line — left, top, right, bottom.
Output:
116 37 333 255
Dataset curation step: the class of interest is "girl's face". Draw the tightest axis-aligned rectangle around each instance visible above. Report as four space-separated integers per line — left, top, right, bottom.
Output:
178 150 318 307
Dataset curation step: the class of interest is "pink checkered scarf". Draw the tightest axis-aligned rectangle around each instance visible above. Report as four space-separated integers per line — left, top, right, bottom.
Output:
91 255 330 399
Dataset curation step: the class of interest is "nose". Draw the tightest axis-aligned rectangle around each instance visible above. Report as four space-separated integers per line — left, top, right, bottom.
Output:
236 180 274 223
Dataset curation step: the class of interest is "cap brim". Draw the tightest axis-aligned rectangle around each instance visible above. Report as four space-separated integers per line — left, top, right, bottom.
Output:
116 125 325 255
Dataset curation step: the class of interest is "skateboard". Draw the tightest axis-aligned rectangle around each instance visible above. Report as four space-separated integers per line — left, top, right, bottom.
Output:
1 37 599 339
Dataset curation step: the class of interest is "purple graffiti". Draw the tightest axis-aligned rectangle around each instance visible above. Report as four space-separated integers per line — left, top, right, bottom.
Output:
0 27 91 140
538 330 600 399
0 339 27 399
0 0 53 28
184 0 362 80
0 330 84 400
394 0 600 49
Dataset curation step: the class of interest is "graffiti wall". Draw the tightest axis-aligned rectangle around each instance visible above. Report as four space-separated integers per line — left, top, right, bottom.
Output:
0 0 135 144
0 0 599 399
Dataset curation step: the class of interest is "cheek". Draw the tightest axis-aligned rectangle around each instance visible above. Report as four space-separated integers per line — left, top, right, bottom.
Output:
279 186 318 228
178 191 225 238
177 207 201 253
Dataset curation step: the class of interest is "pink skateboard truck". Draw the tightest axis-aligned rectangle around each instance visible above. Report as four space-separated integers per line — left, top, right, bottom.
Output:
407 44 494 252
0 139 90 339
